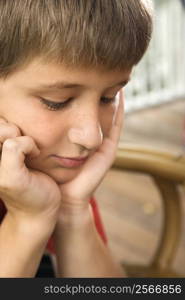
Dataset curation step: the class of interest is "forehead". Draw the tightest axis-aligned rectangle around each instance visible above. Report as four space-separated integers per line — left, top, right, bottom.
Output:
7 58 132 92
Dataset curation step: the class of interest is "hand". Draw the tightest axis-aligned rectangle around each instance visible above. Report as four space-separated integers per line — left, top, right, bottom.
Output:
57 90 124 212
0 118 61 222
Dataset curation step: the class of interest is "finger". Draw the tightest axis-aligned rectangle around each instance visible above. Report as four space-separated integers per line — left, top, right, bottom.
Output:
95 90 124 164
0 117 8 124
0 136 40 171
108 89 124 144
0 123 21 144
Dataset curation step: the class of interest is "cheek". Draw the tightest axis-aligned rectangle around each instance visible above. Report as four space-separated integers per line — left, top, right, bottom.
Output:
22 123 61 148
0 95 66 148
12 114 61 150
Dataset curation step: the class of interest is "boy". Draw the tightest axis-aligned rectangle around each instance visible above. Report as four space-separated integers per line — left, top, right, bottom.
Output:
0 0 153 277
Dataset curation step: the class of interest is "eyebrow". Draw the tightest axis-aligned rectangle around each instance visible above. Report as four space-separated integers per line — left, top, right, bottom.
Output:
28 79 130 93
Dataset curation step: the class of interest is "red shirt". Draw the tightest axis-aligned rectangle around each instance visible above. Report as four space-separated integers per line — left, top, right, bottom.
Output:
0 197 107 254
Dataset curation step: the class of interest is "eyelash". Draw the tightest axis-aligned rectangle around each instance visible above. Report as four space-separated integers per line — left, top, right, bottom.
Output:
40 97 116 111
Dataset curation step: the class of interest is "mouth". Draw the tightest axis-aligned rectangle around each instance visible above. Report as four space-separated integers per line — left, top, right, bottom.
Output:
51 155 88 168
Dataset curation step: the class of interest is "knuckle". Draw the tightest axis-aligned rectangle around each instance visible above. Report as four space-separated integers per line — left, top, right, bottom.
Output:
3 138 18 150
0 123 21 140
9 124 21 137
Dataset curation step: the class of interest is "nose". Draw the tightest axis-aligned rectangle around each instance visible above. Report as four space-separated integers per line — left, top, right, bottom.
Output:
68 110 103 151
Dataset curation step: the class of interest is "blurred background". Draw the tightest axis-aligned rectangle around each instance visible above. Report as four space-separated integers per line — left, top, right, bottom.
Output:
95 0 185 277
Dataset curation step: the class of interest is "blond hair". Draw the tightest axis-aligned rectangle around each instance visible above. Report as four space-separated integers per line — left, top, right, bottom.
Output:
0 0 153 78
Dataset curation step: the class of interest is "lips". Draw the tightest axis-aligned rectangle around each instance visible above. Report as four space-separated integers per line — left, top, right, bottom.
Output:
52 155 87 168
62 156 88 161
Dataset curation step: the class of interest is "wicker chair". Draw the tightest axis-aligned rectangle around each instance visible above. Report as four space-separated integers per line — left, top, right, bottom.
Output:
112 143 185 277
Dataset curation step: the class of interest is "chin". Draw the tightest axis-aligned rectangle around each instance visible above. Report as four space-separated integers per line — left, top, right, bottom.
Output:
44 167 79 184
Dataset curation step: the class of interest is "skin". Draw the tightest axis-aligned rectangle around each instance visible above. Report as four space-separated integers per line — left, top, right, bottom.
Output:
0 58 131 192
0 58 132 277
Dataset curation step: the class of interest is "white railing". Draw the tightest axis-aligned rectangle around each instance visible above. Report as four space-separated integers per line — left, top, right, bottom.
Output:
125 0 185 113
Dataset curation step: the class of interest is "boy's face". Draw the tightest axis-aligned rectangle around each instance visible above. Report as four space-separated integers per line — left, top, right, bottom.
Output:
0 58 131 183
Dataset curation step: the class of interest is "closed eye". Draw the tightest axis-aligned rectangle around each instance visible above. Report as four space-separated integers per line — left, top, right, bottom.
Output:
101 96 116 104
39 98 73 110
39 96 116 111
